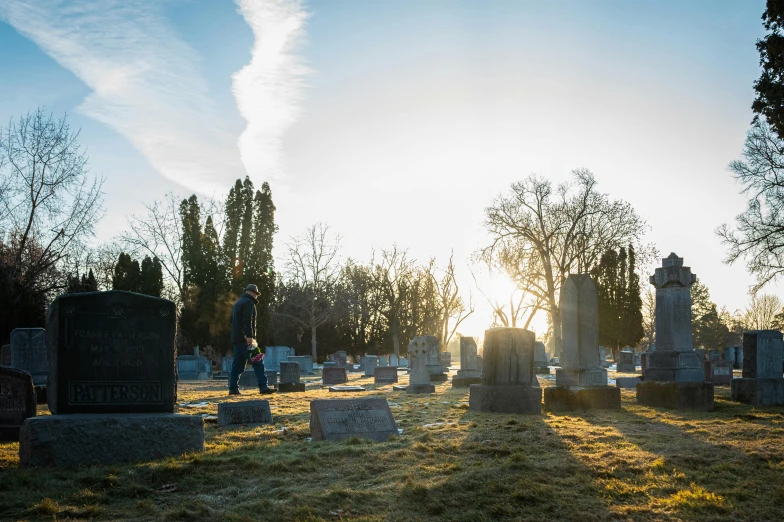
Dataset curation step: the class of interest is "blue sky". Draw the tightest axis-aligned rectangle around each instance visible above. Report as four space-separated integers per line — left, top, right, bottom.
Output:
0 0 771 336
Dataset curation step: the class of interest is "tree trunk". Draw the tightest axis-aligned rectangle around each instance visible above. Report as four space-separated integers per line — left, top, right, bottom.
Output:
311 326 318 362
392 322 400 357
551 305 563 360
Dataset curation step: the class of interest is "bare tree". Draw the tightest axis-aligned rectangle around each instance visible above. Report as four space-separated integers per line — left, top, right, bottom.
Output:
744 293 783 330
373 245 416 357
0 109 104 296
278 223 342 360
641 287 656 349
482 170 647 356
719 121 784 292
431 253 474 348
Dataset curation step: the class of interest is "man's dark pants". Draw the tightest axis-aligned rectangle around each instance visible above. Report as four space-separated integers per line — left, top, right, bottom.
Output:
229 343 268 392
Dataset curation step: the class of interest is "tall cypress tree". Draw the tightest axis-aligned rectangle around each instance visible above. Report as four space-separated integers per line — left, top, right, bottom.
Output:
222 180 244 285
180 196 204 287
139 256 164 297
113 253 141 292
251 182 276 345
620 245 644 348
235 176 255 294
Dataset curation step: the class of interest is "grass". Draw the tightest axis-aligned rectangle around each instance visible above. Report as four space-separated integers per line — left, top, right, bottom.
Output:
1 370 784 520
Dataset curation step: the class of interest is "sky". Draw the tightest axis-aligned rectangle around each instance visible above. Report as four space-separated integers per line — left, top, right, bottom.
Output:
0 0 775 341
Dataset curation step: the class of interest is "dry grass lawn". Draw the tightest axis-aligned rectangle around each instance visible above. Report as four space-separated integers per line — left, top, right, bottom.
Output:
1 369 783 521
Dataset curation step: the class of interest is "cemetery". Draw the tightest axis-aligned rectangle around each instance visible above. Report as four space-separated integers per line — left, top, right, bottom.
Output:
3 2 784 521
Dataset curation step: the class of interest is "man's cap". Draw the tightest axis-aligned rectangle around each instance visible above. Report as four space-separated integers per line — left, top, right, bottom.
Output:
245 284 260 294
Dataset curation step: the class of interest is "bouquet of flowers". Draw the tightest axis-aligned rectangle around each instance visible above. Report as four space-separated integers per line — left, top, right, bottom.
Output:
248 339 264 364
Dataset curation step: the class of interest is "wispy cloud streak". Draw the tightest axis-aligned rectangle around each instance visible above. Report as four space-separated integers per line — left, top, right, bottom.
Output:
233 0 309 181
0 0 244 193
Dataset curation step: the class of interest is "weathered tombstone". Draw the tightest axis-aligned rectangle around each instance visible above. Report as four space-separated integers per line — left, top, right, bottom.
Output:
615 376 642 388
264 346 295 372
377 356 388 367
636 254 714 411
422 336 448 381
389 354 398 367
360 355 377 377
476 355 483 375
453 336 482 387
731 330 784 405
545 274 620 412
374 366 398 384
217 400 272 426
278 361 305 392
439 352 451 367
0 366 37 441
406 337 435 394
617 349 636 373
177 355 211 380
534 341 550 374
310 398 398 441
708 349 721 362
469 327 542 413
0 345 10 366
705 360 732 385
20 291 204 467
266 371 278 386
323 367 348 385
10 328 48 388
398 357 408 368
221 356 234 375
598 346 610 369
288 355 314 375
238 371 258 388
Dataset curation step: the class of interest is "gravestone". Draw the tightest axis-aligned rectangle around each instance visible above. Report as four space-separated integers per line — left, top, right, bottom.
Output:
598 346 610 369
377 356 388 367
0 366 37 441
310 398 398 442
476 355 483 375
0 345 10 366
217 400 272 426
731 330 784 405
389 354 398 367
47 291 177 414
288 355 314 375
708 349 721 362
546 274 620 412
406 337 435 394
374 366 398 384
636 254 713 411
422 336 448 381
723 346 737 367
617 350 636 373
221 356 234 375
398 357 408 368
278 361 305 392
238 371 258 388
328 350 348 369
177 355 211 380
264 346 295 371
705 360 732 385
469 327 542 413
266 371 278 386
10 328 48 387
20 290 204 468
323 367 348 385
734 345 743 369
439 352 451 367
360 355 378 377
453 336 482 387
534 341 550 374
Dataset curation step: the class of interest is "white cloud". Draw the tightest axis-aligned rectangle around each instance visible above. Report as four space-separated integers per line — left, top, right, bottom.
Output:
0 0 244 193
232 0 309 182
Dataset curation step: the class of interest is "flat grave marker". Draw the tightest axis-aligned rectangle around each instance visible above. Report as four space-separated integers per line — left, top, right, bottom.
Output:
310 398 397 441
217 400 272 426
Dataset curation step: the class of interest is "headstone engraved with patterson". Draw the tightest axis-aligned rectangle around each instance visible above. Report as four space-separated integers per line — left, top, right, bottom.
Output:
636 254 714 411
19 291 204 468
310 398 398 442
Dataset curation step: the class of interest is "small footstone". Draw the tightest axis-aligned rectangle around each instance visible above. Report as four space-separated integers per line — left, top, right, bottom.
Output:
278 383 306 393
217 400 272 426
543 386 621 412
310 398 397 441
19 413 204 468
635 381 714 411
329 386 366 392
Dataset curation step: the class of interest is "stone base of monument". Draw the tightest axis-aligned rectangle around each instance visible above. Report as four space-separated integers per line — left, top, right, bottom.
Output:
731 378 784 406
616 364 636 373
535 366 550 374
429 374 449 382
555 368 608 387
615 377 641 388
468 385 542 414
406 384 436 394
452 376 482 387
543 386 621 412
19 414 204 468
278 383 306 393
635 381 714 411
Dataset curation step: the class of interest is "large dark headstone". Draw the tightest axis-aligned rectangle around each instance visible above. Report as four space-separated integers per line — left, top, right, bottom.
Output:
217 400 272 426
0 366 37 441
278 361 305 392
46 291 177 414
731 330 784 406
310 398 398 442
617 350 636 373
10 328 48 386
374 366 398 384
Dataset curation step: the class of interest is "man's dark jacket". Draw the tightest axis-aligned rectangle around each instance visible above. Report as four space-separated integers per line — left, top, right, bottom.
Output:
231 293 258 345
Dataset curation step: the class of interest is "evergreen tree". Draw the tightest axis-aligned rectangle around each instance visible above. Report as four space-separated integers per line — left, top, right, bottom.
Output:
753 0 784 139
621 245 644 348
139 256 164 297
249 182 277 345
222 180 244 284
113 253 141 291
180 196 203 287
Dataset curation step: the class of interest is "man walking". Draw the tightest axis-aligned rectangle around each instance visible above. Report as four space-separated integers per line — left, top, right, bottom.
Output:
229 284 275 395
